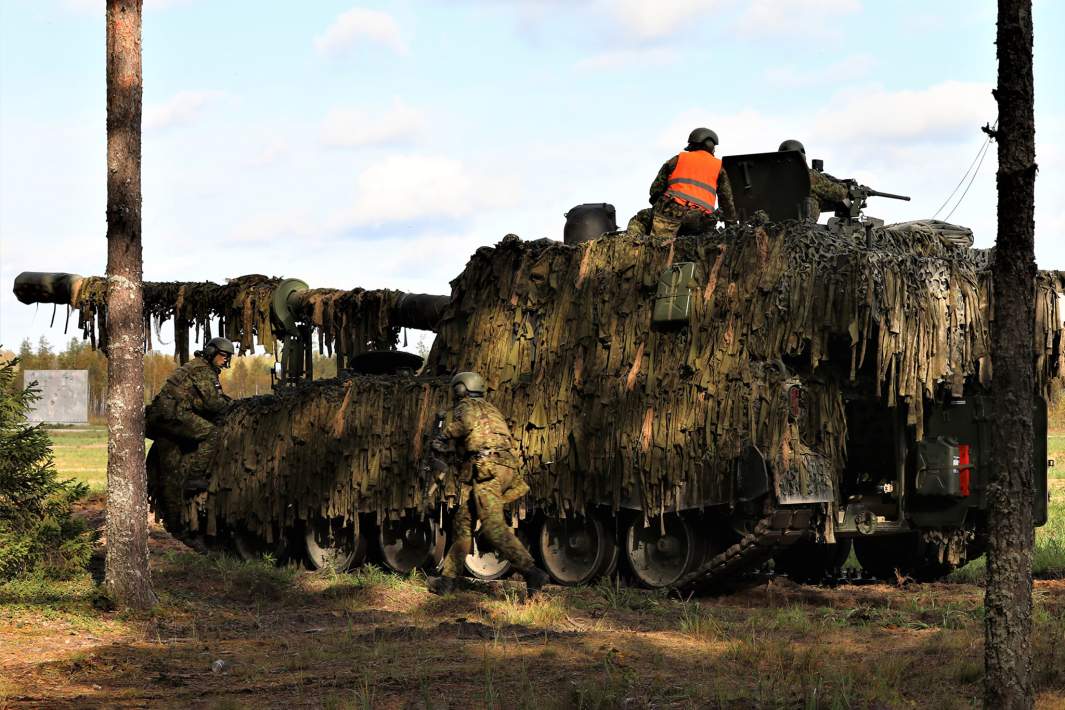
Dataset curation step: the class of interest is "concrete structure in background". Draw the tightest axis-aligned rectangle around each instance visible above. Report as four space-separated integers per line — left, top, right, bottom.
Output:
23 370 89 424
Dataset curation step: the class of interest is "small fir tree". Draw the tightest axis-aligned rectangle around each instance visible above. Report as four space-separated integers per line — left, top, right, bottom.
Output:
0 356 92 580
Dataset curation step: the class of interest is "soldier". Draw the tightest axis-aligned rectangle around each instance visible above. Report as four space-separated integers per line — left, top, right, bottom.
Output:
624 207 653 238
645 127 737 239
145 337 234 530
426 372 550 597
777 139 850 221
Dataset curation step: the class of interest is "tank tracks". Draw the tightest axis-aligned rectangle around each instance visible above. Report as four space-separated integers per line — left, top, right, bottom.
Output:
672 504 816 592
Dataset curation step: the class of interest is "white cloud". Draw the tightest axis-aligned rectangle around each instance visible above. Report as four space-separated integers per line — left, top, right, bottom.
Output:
765 53 876 87
229 211 314 244
734 0 861 37
658 108 792 155
320 100 426 148
314 7 408 57
144 90 222 131
575 47 677 71
810 80 995 147
598 0 724 40
595 0 860 41
245 137 289 167
335 154 519 228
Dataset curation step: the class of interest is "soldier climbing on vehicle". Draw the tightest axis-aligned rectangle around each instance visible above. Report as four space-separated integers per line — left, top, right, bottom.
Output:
144 337 234 532
628 127 738 238
426 371 549 597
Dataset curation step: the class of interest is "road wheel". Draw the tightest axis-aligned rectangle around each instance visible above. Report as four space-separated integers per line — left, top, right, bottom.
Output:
377 516 446 574
304 518 368 573
463 523 529 581
538 514 615 586
623 514 704 588
228 524 284 563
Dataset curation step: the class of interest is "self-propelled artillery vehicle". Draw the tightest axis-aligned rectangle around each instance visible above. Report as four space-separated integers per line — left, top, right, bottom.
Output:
14 151 1058 589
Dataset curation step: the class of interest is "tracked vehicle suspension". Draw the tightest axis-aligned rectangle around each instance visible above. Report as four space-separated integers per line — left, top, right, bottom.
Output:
672 503 817 592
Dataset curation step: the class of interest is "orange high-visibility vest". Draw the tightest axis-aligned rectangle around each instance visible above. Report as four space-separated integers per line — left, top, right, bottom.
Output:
665 150 722 213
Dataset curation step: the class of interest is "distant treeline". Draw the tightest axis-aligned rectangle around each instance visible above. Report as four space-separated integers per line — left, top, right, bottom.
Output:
4 337 340 421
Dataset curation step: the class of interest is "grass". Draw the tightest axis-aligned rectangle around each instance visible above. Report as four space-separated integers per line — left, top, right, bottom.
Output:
46 426 108 491
4 541 1065 708
483 587 569 628
0 573 117 633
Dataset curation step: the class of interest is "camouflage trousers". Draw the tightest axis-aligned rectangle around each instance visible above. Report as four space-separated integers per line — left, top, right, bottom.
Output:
441 475 535 577
149 436 217 531
649 197 718 238
625 208 653 237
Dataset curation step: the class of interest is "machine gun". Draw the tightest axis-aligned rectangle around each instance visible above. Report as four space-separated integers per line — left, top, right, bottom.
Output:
835 179 910 220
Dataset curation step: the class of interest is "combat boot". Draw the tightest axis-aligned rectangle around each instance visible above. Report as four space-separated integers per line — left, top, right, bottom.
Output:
524 568 550 597
426 576 456 596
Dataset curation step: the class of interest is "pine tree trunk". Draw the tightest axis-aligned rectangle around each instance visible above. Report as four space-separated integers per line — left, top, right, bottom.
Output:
985 0 1037 707
104 0 155 609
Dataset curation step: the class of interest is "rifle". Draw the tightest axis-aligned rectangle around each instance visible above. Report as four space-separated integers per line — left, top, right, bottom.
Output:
836 179 911 220
423 411 450 498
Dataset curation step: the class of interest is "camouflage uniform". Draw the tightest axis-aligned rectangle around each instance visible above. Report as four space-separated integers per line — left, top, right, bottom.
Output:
145 355 230 529
626 207 653 237
807 169 849 221
432 397 536 577
647 153 738 239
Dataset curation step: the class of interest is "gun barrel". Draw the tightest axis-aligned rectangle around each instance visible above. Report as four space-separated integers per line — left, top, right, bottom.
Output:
388 293 451 332
867 189 911 202
13 272 85 305
13 272 450 332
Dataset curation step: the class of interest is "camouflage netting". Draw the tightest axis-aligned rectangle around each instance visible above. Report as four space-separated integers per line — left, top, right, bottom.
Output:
421 227 976 517
289 287 402 360
68 275 400 361
182 221 1065 536
191 375 451 540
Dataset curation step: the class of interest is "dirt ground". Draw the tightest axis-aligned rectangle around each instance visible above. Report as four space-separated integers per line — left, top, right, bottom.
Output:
2 501 1064 709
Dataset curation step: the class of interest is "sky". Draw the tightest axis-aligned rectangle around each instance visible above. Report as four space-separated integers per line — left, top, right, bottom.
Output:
1 0 1063 354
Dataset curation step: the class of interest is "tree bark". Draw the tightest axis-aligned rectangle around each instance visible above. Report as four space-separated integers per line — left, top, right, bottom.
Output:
104 0 155 609
985 0 1037 707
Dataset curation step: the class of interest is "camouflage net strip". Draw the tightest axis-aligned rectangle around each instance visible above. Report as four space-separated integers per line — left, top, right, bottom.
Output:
68 275 400 361
201 375 451 540
195 223 1065 536
289 288 401 362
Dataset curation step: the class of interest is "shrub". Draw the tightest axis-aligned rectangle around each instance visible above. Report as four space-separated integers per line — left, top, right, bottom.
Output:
0 356 92 579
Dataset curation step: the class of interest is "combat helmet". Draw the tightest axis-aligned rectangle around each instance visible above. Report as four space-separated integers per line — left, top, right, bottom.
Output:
687 127 719 150
203 337 235 368
450 371 486 398
778 139 806 155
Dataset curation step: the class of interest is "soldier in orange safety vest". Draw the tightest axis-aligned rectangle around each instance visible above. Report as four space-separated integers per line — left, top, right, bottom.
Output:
645 127 737 239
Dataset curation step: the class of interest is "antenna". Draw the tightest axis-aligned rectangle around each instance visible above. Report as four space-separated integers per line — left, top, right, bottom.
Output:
933 120 997 221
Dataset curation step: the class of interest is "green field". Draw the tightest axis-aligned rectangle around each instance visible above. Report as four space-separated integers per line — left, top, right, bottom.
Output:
47 426 108 491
